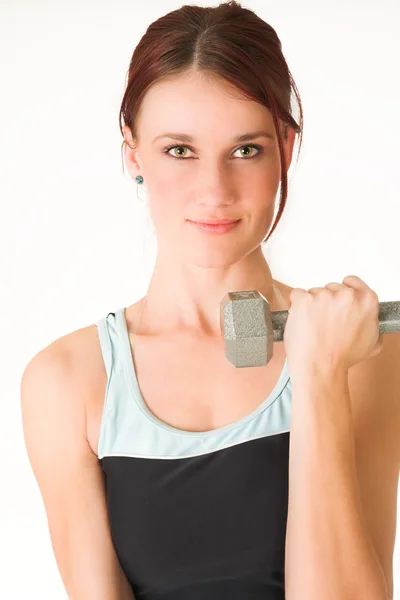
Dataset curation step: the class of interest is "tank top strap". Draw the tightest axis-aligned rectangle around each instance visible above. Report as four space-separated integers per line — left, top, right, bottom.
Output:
95 309 130 458
95 312 115 379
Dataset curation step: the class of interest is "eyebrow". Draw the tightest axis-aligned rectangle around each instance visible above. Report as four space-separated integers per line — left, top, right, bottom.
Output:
152 130 275 144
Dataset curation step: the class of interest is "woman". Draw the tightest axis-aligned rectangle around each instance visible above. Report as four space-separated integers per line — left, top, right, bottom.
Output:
21 2 397 599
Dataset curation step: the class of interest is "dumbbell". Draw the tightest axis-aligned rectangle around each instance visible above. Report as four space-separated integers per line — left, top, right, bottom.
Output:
220 290 400 368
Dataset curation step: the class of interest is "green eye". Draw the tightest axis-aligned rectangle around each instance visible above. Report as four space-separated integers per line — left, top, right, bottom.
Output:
167 146 191 159
235 145 261 158
162 143 263 160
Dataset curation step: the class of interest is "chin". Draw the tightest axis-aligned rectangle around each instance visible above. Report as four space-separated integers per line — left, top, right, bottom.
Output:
178 242 253 269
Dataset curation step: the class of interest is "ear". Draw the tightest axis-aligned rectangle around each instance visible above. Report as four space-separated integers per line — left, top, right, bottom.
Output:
283 125 297 173
122 125 142 179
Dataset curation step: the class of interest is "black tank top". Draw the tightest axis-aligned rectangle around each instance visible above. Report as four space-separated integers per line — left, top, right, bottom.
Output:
96 308 292 599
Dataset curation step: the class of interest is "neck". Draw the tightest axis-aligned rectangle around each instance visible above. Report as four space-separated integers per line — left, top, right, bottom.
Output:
136 246 283 338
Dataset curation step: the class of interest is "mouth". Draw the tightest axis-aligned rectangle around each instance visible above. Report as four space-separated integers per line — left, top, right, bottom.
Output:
187 219 241 234
190 218 240 224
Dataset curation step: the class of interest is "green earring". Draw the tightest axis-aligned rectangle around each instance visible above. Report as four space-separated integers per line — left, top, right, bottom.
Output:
136 175 143 184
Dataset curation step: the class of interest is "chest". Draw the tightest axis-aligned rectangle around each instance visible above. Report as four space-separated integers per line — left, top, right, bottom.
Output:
88 333 288 455
125 334 288 434
94 329 291 595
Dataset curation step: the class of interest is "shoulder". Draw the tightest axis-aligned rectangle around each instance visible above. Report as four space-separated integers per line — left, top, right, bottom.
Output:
23 320 102 373
21 321 107 417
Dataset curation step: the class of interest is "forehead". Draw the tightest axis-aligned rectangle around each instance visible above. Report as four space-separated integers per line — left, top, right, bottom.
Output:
138 71 274 138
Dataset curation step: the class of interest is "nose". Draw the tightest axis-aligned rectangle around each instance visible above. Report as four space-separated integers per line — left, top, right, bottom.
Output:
194 164 237 209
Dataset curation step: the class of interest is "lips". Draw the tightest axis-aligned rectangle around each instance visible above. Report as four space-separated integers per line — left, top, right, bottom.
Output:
188 219 241 234
189 219 240 225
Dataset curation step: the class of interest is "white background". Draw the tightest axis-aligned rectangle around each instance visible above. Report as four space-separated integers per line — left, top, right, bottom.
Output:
2 0 399 598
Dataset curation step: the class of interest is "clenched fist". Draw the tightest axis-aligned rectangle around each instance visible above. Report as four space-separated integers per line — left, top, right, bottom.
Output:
283 275 383 378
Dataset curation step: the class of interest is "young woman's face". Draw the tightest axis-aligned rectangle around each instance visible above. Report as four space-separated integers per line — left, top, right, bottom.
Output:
123 70 296 267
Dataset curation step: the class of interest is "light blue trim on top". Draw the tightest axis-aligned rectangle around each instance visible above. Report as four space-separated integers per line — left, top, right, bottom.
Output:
96 308 292 460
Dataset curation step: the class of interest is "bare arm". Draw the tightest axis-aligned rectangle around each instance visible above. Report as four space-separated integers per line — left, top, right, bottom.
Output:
285 368 389 600
21 343 135 600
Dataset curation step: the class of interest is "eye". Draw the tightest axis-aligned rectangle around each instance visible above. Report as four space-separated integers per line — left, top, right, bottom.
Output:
162 143 263 160
233 144 263 159
164 145 193 159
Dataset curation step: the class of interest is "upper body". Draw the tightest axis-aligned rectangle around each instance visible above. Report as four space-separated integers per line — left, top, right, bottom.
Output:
21 279 400 598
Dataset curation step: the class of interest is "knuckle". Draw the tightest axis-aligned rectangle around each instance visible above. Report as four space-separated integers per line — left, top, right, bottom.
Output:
367 290 379 309
316 289 331 301
369 290 379 302
342 287 355 298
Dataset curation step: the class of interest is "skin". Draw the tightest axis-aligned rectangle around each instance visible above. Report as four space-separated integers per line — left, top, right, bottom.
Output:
122 69 297 339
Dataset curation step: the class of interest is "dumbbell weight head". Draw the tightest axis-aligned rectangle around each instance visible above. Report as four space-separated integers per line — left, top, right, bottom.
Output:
220 290 288 368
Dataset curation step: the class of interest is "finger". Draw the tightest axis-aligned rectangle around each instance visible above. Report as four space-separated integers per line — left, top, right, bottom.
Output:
344 276 380 313
308 282 346 295
324 282 342 292
307 287 325 295
342 275 370 292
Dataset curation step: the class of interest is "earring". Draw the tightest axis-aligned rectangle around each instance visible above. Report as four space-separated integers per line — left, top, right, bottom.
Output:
135 175 146 204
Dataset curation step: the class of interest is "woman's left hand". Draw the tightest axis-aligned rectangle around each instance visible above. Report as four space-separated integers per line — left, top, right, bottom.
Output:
283 275 384 378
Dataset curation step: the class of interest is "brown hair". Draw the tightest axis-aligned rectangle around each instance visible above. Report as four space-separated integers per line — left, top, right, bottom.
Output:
119 0 303 244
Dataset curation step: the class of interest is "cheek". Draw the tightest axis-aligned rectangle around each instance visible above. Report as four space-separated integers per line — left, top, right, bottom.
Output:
146 188 184 237
241 154 281 202
260 157 282 191
246 174 280 216
144 168 192 229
